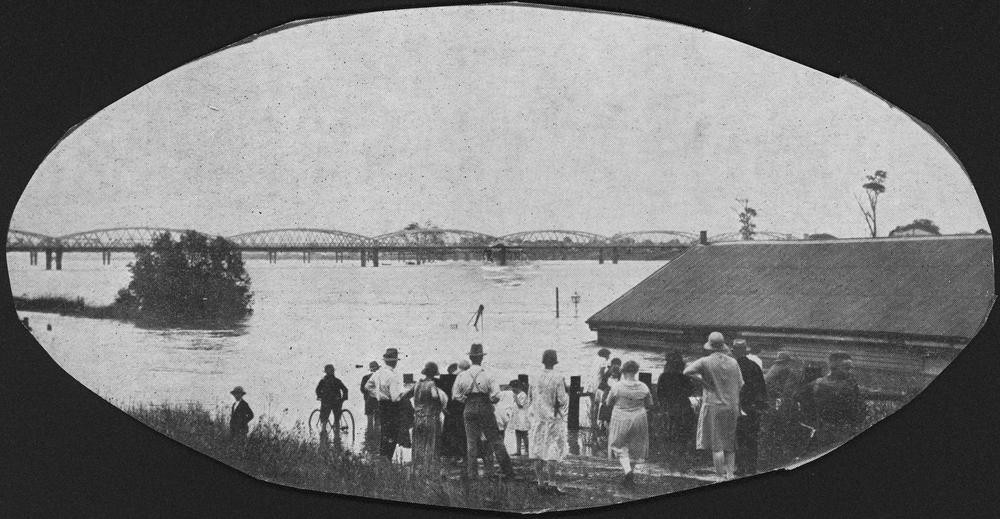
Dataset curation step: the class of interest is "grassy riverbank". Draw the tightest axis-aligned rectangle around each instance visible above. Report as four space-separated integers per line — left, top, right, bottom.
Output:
125 403 703 511
13 295 124 319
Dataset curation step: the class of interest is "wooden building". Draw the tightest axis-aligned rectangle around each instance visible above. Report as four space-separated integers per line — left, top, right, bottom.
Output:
587 235 994 376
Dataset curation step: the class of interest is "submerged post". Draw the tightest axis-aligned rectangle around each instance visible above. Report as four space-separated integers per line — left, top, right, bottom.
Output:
568 375 581 431
555 287 560 318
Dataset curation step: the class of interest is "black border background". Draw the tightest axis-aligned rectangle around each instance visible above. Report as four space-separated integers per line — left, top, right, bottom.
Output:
2 1 998 517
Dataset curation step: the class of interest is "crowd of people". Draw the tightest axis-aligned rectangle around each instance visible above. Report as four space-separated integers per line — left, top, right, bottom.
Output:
227 332 866 491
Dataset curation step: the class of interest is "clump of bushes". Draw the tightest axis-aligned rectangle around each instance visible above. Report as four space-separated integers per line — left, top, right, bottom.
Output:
114 231 253 324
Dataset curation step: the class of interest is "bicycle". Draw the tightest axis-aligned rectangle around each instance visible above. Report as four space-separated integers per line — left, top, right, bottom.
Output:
309 406 356 445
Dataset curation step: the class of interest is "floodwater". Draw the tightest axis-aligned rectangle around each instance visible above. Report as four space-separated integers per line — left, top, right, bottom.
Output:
10 253 666 452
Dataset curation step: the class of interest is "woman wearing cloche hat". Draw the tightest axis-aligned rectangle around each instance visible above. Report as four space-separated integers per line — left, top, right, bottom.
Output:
527 349 569 494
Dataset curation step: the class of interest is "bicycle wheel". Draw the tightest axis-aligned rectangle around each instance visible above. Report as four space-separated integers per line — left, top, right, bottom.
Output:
337 409 356 445
308 408 326 435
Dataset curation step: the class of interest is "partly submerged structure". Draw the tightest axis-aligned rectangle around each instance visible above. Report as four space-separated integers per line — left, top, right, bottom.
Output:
587 235 995 376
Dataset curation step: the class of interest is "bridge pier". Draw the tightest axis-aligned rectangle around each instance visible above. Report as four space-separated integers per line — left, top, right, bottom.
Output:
360 249 367 267
45 249 53 270
29 250 38 265
371 248 379 267
598 248 604 264
302 251 311 263
612 246 619 264
55 249 63 270
497 245 507 266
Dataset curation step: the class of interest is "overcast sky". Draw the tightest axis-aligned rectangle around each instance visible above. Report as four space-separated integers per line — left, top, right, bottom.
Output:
11 4 989 239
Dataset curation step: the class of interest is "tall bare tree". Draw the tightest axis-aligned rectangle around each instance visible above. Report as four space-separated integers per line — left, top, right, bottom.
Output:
856 170 888 237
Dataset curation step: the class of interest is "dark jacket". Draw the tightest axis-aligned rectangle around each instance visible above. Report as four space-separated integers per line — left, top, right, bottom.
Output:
812 374 864 428
764 358 802 402
736 356 768 416
316 375 348 403
230 399 254 436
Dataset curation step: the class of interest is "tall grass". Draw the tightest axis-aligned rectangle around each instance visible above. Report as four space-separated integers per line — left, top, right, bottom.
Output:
124 403 682 511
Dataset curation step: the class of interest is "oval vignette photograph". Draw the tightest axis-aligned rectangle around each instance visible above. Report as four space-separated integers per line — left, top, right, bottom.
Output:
6 3 995 513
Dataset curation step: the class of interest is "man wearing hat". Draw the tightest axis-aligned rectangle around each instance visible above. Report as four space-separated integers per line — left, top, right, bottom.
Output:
811 352 864 446
365 348 406 460
316 364 349 434
453 343 516 480
683 332 744 480
731 339 767 476
229 386 254 440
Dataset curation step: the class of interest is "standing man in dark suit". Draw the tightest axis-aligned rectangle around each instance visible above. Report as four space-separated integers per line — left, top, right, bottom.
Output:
229 386 254 440
732 339 767 475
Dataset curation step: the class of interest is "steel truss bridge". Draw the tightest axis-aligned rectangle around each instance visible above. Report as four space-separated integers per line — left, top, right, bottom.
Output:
6 227 796 269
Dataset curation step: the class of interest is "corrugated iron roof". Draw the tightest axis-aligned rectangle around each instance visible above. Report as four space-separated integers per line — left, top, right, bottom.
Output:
587 235 995 341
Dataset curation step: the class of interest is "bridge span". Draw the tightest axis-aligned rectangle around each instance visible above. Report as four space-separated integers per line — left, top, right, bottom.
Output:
6 227 793 270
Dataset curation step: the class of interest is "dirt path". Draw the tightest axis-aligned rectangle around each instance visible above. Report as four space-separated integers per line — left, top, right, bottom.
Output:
433 453 718 509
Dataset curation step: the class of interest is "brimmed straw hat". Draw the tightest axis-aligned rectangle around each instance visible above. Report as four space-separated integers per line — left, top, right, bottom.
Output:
469 343 486 357
383 348 400 361
230 386 246 396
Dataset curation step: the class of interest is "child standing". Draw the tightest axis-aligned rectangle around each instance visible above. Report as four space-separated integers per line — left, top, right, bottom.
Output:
509 380 531 455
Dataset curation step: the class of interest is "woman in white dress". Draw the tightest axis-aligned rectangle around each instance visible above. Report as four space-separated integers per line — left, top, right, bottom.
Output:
528 349 569 494
606 360 653 488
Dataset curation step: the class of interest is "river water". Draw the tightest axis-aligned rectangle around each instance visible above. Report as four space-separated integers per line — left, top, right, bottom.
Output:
10 253 666 451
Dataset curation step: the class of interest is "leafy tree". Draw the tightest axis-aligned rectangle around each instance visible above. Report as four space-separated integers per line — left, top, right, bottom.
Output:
856 170 888 237
114 231 253 323
736 198 758 241
890 218 941 236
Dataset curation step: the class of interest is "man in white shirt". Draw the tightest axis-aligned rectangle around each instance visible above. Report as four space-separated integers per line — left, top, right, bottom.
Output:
453 343 515 480
586 348 611 428
365 347 406 460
